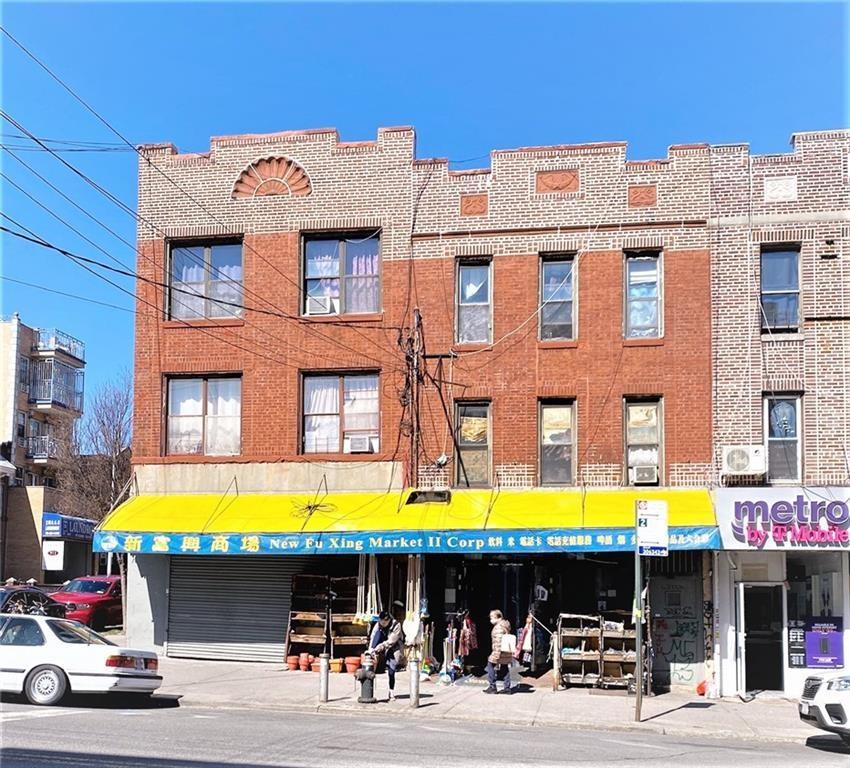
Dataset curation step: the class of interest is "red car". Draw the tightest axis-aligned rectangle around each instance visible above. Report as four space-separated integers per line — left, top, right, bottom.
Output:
49 575 122 630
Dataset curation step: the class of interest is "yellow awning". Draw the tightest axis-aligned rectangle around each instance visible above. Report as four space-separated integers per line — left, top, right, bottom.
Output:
99 488 715 534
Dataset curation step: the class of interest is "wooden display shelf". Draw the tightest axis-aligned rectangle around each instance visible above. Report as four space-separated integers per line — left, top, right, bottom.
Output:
332 635 369 645
290 611 325 622
289 634 326 644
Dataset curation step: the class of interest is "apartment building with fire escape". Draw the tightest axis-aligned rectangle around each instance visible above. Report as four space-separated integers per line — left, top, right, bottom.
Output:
0 313 90 582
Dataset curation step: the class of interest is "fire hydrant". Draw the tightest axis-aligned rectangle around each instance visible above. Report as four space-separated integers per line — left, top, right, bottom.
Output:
355 656 377 703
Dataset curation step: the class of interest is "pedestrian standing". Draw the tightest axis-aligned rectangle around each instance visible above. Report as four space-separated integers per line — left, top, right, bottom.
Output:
484 609 513 694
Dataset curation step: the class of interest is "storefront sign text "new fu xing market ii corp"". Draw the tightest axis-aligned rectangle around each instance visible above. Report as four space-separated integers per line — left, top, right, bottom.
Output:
715 489 850 549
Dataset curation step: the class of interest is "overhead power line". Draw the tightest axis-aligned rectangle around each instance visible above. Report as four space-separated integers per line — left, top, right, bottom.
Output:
0 274 135 313
0 110 398 369
0 27 405 364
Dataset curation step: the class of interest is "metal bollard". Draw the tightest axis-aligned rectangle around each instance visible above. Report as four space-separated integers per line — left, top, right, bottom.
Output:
409 655 420 708
355 655 377 703
319 653 330 703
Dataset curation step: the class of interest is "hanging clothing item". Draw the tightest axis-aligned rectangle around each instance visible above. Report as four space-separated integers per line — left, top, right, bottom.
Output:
459 616 478 657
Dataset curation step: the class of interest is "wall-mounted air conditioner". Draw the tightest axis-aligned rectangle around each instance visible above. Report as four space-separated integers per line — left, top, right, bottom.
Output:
632 465 658 485
347 435 374 454
721 445 766 475
306 296 333 315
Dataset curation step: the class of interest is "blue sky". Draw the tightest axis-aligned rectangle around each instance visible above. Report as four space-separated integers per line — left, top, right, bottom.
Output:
0 2 846 402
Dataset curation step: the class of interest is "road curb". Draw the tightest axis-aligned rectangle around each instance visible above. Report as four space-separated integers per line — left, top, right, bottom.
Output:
167 693 815 745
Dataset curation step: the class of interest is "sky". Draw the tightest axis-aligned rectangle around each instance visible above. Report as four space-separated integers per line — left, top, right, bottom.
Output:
0 1 846 406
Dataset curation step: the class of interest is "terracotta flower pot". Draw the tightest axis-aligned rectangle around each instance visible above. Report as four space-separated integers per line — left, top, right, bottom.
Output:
344 655 361 674
329 658 343 673
286 655 299 671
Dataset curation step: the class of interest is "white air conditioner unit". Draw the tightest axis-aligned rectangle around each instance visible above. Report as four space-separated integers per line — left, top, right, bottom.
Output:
632 465 658 485
721 445 766 475
306 296 333 315
348 435 374 454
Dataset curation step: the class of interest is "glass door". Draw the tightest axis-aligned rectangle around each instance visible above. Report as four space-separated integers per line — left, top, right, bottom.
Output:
737 582 786 695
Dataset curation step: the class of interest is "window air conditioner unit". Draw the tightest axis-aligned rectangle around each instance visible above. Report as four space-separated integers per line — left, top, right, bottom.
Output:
348 435 374 454
632 465 659 485
721 445 766 475
306 296 333 315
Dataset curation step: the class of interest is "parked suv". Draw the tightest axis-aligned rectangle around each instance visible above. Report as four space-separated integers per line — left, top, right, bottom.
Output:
48 576 122 630
0 587 66 617
799 674 850 746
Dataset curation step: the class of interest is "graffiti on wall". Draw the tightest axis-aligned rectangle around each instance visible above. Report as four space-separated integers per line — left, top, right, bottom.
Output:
653 617 700 683
650 581 703 686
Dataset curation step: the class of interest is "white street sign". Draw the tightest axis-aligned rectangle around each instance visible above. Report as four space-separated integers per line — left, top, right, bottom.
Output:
636 500 669 557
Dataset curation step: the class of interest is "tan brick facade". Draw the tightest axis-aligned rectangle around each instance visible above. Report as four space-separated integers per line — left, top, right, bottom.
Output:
709 130 850 485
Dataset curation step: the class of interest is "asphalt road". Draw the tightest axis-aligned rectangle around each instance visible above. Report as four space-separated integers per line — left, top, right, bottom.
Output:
1 695 849 768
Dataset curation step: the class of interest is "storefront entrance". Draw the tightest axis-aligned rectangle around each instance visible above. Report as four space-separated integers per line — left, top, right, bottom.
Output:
737 583 785 694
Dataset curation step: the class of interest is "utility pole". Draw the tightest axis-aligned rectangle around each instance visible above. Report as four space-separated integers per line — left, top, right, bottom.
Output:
409 308 423 489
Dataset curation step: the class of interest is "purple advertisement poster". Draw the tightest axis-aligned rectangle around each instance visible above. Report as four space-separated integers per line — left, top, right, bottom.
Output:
804 617 844 669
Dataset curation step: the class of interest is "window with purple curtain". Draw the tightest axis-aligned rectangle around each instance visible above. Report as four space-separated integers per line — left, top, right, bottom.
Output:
303 234 379 315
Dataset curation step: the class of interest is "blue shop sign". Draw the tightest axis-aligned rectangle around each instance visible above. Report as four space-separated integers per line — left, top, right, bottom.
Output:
94 525 720 556
42 513 96 542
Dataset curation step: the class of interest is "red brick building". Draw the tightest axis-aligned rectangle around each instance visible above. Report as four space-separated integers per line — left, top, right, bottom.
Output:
108 127 848 697
132 129 713 493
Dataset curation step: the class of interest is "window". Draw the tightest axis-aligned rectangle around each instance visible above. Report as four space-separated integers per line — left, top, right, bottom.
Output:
169 241 243 320
48 620 113 645
457 261 491 344
764 395 801 482
0 617 45 646
760 247 800 331
540 257 575 340
15 412 26 446
303 234 380 316
625 253 662 338
625 399 661 485
167 377 241 456
540 401 575 485
302 374 379 454
787 552 844 621
18 356 29 392
455 402 490 487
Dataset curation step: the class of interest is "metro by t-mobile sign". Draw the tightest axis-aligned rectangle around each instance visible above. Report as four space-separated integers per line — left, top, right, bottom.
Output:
636 500 669 557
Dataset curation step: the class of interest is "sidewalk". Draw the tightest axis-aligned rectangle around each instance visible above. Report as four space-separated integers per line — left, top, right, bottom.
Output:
153 656 817 744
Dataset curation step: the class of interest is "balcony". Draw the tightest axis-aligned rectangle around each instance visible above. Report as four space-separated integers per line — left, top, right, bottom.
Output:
34 328 86 362
29 359 84 414
26 435 59 462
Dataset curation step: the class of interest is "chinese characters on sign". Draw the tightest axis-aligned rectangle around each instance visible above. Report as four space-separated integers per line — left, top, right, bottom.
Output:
94 525 719 556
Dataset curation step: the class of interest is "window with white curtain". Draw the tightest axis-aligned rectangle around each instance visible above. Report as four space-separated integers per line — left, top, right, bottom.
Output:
624 252 662 338
302 374 379 453
625 399 662 485
169 242 243 320
167 377 241 455
303 234 380 316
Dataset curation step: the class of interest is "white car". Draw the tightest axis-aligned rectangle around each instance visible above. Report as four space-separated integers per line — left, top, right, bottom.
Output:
0 613 161 705
799 673 850 746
